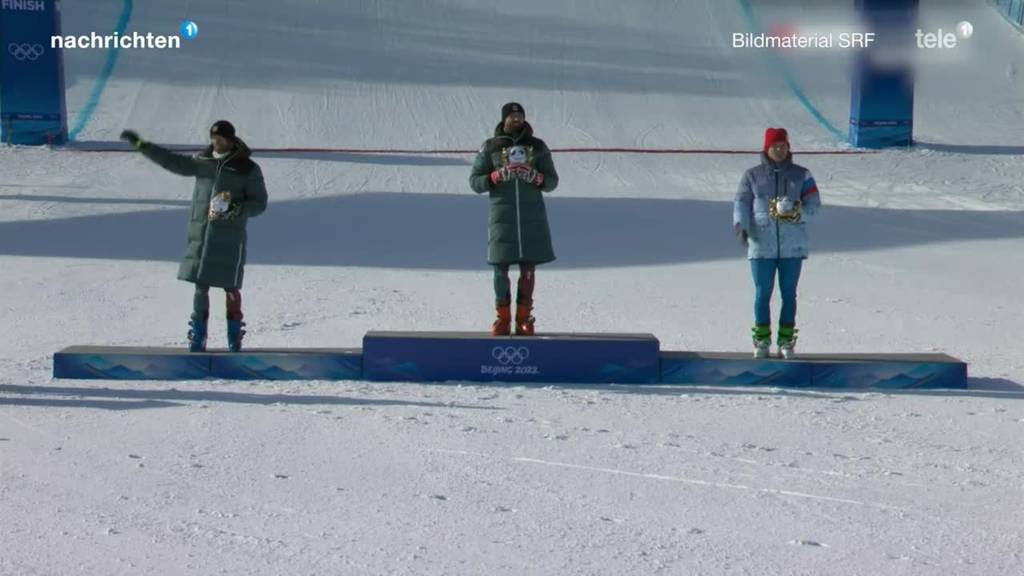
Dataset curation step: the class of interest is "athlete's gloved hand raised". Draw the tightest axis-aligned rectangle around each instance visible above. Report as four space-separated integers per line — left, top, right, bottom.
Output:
119 130 142 149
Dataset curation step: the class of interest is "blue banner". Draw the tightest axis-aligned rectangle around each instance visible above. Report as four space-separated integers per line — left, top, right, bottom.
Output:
0 0 67 145
849 0 918 148
660 352 967 389
363 332 661 384
53 346 364 381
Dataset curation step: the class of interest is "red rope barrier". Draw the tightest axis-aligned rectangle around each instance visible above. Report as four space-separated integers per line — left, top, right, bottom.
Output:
63 145 876 155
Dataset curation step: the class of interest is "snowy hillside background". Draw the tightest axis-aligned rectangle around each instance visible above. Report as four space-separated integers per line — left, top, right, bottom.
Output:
2 0 1023 574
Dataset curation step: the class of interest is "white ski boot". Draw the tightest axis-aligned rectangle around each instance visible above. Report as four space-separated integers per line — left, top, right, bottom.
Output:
752 325 771 359
754 339 771 359
778 326 798 360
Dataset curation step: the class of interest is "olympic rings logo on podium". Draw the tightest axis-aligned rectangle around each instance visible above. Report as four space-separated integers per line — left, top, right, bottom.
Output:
492 346 530 366
8 43 44 61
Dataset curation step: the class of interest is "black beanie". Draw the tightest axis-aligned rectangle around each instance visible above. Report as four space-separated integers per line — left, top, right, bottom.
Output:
210 120 236 139
501 102 525 120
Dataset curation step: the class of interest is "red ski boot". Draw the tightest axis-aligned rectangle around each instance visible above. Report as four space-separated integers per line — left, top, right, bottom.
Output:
514 300 535 336
491 304 512 336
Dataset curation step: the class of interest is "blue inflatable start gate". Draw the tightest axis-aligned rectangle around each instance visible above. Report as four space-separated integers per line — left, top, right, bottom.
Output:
0 0 67 145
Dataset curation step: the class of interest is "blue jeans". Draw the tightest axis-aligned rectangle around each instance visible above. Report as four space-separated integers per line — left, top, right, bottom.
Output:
751 258 803 327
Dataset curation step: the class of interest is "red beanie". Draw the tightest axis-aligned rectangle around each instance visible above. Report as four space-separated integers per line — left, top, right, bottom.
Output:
763 127 789 152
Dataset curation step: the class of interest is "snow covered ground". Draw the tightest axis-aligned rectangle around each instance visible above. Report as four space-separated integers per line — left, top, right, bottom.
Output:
2 378 1022 575
2 0 1023 574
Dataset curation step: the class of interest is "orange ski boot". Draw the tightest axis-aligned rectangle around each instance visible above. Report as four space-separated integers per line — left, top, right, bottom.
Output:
514 300 535 336
491 303 512 336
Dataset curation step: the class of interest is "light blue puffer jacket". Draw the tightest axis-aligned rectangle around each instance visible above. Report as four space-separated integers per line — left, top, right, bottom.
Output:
733 154 821 260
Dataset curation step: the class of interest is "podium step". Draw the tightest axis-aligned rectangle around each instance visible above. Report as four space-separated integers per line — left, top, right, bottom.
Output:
53 346 362 381
362 331 660 384
659 352 968 389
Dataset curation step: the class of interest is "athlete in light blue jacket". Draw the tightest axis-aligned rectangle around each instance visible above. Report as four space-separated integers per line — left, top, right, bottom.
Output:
733 128 822 359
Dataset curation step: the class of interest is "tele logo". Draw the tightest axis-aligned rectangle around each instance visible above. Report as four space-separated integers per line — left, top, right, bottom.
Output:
915 21 972 49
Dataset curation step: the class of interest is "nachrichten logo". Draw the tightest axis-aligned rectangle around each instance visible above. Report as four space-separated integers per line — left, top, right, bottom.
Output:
50 20 200 51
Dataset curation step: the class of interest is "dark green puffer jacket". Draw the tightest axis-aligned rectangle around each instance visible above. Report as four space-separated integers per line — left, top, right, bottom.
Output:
469 121 559 265
138 139 267 289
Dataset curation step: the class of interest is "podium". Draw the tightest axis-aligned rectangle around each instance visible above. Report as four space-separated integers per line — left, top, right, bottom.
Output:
52 337 968 389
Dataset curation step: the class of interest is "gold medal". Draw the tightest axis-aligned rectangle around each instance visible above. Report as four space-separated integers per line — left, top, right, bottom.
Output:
209 191 233 220
769 197 802 223
500 145 534 167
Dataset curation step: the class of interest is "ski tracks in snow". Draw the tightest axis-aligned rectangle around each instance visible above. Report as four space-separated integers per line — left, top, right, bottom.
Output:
430 447 903 512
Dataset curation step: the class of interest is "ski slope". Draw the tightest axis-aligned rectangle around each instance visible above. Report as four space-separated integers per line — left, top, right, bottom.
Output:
2 0 1024 574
